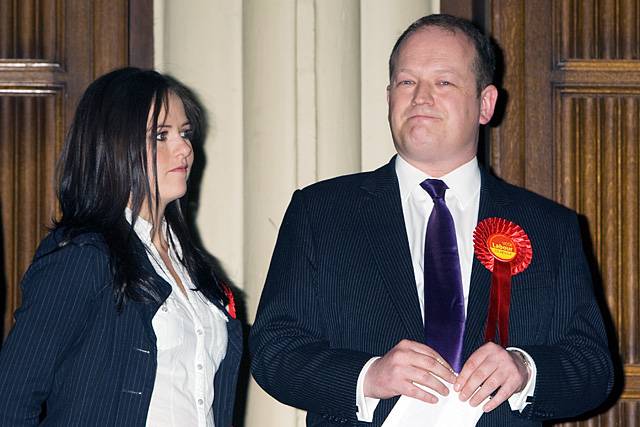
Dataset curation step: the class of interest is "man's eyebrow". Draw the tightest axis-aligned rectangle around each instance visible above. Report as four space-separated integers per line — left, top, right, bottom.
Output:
394 67 462 76
432 67 461 75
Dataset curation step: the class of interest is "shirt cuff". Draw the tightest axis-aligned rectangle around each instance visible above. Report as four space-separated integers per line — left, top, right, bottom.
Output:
506 347 537 412
356 357 381 422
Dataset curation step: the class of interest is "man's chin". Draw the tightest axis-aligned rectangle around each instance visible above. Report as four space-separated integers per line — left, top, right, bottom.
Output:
405 135 443 154
406 126 443 144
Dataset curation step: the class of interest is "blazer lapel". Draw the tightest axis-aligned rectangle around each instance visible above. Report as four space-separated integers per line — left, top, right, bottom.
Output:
463 170 511 360
210 298 243 358
358 158 424 342
127 235 172 344
212 299 243 427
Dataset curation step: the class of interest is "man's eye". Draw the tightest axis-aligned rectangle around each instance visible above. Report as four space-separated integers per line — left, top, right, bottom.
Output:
155 131 168 141
398 80 414 86
438 80 452 86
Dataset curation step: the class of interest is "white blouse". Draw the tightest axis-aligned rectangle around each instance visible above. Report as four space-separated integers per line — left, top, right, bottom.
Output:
126 211 228 427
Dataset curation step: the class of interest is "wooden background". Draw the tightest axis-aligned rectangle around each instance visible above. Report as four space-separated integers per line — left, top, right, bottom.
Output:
1 0 638 425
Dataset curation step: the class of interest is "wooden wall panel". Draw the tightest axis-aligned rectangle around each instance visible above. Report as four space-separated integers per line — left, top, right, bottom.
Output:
94 0 128 76
555 94 640 384
488 0 526 184
0 0 153 341
0 0 60 61
0 93 62 337
550 7 640 424
558 0 640 61
551 2 640 415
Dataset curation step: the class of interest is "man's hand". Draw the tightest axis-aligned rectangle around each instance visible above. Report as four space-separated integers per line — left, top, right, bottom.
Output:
454 342 530 412
363 339 457 403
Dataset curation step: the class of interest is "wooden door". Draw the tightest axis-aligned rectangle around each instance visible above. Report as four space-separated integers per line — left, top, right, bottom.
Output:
444 0 640 425
0 0 152 342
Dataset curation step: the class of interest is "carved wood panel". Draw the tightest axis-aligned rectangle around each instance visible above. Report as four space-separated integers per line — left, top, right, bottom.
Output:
557 0 640 61
0 0 152 341
555 91 640 414
0 93 62 342
0 0 60 60
554 7 640 423
443 0 640 425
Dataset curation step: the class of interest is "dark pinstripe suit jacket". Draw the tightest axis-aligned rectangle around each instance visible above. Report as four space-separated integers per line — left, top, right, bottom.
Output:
250 158 613 426
0 229 242 426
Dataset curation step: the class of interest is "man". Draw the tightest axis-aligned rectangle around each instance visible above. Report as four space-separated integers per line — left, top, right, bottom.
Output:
250 14 613 426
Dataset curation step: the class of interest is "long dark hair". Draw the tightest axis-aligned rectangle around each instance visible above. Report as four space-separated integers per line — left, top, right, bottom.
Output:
55 67 227 308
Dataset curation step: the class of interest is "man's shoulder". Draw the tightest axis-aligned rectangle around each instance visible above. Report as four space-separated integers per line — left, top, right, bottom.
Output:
301 169 378 194
484 171 576 218
284 163 395 221
298 161 393 199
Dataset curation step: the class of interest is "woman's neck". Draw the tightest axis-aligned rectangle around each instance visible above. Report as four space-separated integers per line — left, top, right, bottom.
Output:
132 200 167 250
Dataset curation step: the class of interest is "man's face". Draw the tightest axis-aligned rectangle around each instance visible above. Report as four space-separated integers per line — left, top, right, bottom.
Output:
387 27 497 176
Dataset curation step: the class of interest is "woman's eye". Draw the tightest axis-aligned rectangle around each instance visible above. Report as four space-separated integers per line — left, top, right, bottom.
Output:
155 131 168 141
180 129 193 140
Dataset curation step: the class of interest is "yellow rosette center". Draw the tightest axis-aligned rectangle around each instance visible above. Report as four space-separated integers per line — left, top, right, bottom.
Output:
487 234 517 262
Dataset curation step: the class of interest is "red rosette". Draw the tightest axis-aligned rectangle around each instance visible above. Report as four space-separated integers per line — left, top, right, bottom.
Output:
473 217 532 347
473 217 532 275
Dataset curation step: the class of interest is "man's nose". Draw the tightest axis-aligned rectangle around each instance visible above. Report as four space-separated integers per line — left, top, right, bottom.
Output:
412 82 434 106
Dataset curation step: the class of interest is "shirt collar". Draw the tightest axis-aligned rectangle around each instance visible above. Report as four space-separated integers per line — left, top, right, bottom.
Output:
124 207 180 256
395 154 481 209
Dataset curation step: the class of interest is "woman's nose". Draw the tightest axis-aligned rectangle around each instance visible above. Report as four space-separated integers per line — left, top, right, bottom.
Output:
176 136 193 158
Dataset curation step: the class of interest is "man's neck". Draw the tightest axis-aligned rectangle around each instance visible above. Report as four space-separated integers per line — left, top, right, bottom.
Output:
397 154 476 178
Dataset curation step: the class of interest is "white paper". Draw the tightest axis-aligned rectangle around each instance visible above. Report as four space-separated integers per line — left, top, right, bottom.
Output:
382 380 487 427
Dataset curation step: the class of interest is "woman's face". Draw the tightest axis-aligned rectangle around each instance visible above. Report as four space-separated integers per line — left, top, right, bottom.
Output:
147 92 194 211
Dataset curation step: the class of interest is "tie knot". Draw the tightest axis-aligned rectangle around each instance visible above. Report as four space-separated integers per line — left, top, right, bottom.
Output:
420 179 448 200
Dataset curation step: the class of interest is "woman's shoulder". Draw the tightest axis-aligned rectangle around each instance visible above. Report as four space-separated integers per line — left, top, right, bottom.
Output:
29 227 112 280
36 227 109 257
19 227 113 301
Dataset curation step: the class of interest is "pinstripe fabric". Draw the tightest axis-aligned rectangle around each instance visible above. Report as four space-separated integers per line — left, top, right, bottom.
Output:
0 229 241 426
250 157 613 426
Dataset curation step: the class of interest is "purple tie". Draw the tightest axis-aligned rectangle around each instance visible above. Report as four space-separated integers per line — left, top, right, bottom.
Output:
420 179 465 373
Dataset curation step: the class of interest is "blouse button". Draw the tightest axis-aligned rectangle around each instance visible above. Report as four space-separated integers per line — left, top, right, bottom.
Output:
197 398 204 406
197 364 203 370
197 329 203 336
161 305 168 312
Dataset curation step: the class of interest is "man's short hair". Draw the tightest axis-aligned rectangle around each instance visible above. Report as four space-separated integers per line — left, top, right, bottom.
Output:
388 14 496 96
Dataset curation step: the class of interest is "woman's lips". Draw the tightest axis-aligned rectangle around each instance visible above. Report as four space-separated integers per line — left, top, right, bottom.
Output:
168 166 188 173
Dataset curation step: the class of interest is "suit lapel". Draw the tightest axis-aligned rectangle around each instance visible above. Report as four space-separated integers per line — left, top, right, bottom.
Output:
358 159 424 342
463 170 512 360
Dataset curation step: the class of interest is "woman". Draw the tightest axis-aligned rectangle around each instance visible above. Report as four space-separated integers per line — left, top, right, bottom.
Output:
0 68 241 426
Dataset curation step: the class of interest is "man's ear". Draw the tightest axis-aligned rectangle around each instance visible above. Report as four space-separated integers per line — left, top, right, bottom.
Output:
479 84 498 125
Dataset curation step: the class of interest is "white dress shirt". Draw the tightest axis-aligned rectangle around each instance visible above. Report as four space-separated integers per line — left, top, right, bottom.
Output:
355 156 536 421
125 211 228 427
